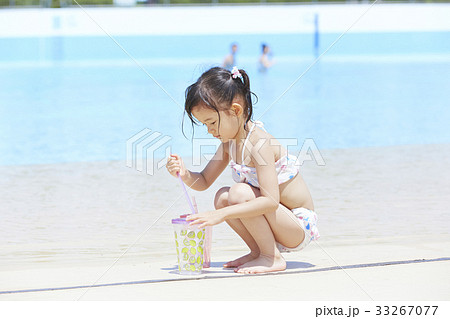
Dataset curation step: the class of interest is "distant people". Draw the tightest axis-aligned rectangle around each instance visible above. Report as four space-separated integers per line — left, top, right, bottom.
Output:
258 43 274 72
222 43 238 70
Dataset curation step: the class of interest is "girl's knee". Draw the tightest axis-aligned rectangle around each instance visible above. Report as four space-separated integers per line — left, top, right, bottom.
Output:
228 183 258 205
214 186 230 209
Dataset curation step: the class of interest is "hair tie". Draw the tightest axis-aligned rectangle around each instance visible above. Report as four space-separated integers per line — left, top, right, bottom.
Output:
231 66 244 82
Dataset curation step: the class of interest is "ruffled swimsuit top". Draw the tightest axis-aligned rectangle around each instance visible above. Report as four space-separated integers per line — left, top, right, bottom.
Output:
229 121 300 188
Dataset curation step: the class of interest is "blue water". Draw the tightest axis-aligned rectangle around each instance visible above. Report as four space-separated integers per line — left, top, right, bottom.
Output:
1 32 450 62
1 32 450 166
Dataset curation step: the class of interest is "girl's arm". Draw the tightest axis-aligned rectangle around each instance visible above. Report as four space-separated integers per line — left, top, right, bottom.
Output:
169 142 230 191
188 139 280 226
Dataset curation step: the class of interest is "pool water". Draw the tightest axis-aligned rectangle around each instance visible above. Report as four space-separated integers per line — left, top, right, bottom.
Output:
1 32 450 166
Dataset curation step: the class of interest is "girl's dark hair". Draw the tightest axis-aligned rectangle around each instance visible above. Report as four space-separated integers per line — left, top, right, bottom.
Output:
183 67 257 137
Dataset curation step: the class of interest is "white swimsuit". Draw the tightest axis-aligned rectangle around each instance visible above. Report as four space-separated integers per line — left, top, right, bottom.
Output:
229 121 300 188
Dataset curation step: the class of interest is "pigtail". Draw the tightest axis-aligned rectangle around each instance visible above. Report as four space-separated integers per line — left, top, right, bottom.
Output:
239 69 255 128
239 69 251 93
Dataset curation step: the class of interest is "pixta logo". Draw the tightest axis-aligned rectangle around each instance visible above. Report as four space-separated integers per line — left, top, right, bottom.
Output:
126 128 172 175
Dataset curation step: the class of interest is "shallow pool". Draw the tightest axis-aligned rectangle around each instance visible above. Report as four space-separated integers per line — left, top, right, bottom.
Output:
1 32 449 166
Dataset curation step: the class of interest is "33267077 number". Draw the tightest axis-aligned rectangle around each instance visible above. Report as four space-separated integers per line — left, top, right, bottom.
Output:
375 306 438 316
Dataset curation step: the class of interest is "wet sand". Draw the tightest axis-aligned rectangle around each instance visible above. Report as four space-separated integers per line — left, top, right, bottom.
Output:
1 144 449 300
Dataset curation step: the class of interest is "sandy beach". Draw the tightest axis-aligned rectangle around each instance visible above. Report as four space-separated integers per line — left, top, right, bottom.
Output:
1 143 449 301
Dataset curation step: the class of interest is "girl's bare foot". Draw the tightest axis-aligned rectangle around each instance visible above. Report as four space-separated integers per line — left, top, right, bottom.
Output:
235 254 286 274
223 252 259 268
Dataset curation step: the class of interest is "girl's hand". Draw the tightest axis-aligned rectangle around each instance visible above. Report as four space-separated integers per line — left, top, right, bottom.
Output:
166 154 187 178
186 211 224 228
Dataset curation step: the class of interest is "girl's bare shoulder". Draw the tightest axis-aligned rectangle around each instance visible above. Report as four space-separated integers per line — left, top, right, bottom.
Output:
250 128 287 161
252 126 274 141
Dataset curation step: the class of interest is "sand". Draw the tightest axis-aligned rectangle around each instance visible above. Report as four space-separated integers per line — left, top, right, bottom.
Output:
1 144 449 301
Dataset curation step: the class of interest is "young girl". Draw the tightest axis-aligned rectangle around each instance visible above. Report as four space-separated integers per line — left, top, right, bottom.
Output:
166 66 319 274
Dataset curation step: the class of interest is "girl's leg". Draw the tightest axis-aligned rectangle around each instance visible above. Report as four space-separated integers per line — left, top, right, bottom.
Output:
263 204 305 249
234 214 285 274
214 187 260 268
226 184 305 274
235 204 305 274
224 183 286 273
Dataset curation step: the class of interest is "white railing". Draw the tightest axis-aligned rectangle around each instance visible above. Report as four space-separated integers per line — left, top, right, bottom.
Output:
0 0 442 9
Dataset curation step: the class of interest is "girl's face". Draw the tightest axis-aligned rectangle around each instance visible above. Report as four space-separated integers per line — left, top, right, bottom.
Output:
192 103 243 143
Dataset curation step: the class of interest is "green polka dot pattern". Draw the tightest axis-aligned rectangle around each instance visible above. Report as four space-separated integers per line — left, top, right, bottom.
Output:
174 227 205 275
